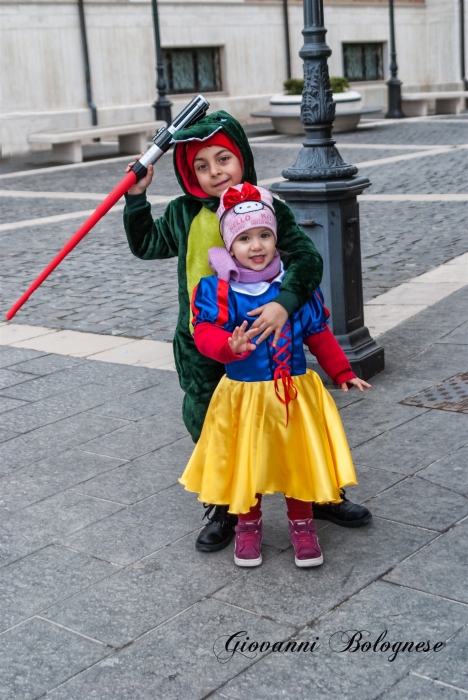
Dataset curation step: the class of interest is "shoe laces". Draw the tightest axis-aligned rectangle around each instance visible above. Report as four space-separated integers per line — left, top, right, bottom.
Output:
202 504 228 524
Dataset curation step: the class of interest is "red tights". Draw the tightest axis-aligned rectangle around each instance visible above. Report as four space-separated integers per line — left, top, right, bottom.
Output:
237 494 312 522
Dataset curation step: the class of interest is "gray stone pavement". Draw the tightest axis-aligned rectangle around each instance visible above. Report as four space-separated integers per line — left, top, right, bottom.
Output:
0 114 467 698
0 286 467 699
1 115 467 339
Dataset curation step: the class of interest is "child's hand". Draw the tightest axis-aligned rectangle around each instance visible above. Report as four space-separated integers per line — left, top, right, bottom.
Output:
341 378 372 392
228 321 257 355
247 302 288 346
126 155 154 195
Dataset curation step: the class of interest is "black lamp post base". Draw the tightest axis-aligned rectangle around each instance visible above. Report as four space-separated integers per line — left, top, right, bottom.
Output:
386 78 405 119
153 98 173 124
271 176 385 383
283 145 358 181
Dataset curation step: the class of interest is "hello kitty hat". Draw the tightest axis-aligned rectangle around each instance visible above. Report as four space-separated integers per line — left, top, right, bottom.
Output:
217 182 277 251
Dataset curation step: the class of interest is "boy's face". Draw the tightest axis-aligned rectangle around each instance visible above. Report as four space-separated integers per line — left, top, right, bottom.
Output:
193 146 243 197
230 226 276 271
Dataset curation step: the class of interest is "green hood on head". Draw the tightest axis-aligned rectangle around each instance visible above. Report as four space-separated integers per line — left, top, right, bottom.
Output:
172 110 257 212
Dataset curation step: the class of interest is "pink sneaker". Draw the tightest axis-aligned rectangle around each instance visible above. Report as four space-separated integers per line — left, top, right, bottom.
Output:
234 518 262 567
288 518 323 568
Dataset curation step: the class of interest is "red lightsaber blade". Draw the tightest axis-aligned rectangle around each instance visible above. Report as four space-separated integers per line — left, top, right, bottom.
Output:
5 94 210 321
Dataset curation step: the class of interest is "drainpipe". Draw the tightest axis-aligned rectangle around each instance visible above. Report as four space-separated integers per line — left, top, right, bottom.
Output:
77 0 98 125
461 0 468 89
283 0 292 80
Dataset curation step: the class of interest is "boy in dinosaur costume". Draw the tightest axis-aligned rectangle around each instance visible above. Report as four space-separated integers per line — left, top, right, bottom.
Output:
123 111 371 551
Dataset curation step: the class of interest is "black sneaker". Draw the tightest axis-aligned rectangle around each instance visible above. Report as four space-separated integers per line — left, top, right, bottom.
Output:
313 489 371 528
195 504 238 552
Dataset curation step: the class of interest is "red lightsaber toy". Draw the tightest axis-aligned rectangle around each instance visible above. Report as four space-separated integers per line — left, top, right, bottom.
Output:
5 95 210 321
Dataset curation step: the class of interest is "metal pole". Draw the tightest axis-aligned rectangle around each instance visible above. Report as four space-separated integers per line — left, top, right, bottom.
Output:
282 0 292 80
151 0 172 123
386 0 405 118
461 0 468 89
271 0 384 380
77 0 97 126
282 0 357 180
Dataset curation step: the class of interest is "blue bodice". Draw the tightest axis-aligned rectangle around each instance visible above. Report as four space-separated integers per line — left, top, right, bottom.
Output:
192 269 329 382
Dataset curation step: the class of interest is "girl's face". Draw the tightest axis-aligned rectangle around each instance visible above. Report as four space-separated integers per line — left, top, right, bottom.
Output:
230 227 276 270
193 147 243 197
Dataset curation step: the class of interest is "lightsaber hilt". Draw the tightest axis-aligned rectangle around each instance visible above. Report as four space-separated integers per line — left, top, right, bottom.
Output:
132 94 210 181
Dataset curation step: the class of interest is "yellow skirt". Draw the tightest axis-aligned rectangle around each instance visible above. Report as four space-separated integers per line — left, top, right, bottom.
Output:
179 369 357 514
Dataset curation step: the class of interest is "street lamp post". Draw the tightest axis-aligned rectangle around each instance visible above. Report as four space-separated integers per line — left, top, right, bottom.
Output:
386 0 405 118
151 0 172 123
271 0 384 380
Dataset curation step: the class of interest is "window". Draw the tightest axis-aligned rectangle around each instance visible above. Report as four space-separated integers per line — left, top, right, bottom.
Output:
343 43 384 82
163 47 222 94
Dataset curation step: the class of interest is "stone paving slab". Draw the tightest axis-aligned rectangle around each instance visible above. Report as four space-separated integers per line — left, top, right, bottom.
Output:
351 410 468 476
0 412 129 473
0 367 37 390
88 379 182 421
338 400 427 448
0 616 111 700
0 395 28 414
0 346 47 368
60 485 202 566
46 598 295 700
378 672 467 699
80 407 188 461
5 352 80 376
365 476 468 532
0 544 119 634
0 427 19 442
0 382 137 434
416 623 468 692
44 533 275 648
74 436 192 505
0 490 125 568
417 445 468 496
222 581 468 700
437 319 468 344
385 519 468 604
213 518 434 627
0 449 127 513
345 464 404 505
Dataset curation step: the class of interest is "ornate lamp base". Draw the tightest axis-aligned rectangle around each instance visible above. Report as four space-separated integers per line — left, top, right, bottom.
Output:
283 145 358 181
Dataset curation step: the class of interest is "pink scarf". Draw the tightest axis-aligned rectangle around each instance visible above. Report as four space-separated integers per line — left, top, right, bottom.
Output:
208 247 281 283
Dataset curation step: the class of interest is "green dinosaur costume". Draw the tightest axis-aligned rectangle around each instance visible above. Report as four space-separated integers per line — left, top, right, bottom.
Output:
124 111 323 442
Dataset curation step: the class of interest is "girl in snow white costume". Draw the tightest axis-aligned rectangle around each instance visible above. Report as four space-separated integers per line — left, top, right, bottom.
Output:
180 183 371 568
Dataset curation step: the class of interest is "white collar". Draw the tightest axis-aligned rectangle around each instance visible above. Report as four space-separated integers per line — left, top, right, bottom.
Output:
229 262 286 296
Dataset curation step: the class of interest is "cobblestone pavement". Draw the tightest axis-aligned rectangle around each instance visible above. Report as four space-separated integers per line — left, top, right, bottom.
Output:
0 284 467 699
1 115 467 337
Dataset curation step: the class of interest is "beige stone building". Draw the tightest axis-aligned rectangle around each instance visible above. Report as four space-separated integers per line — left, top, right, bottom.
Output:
1 0 466 155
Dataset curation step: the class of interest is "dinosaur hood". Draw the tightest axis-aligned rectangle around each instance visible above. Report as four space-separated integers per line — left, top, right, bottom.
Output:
172 110 257 212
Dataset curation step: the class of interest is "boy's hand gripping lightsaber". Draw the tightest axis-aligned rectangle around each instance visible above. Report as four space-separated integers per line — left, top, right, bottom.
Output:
5 94 210 320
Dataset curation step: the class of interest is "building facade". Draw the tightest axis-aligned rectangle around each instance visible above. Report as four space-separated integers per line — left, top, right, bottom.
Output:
0 0 466 155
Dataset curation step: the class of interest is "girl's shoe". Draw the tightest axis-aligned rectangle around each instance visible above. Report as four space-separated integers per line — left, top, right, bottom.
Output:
234 518 262 567
288 518 323 568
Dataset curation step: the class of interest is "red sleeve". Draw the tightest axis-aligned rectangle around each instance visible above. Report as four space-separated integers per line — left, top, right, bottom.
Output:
305 328 356 385
194 322 252 364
